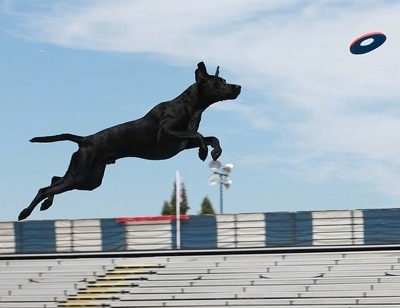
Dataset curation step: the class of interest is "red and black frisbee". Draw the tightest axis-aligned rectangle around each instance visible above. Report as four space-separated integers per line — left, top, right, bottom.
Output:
350 31 386 55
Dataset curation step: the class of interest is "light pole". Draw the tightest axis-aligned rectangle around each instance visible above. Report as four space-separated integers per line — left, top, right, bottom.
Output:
208 161 233 214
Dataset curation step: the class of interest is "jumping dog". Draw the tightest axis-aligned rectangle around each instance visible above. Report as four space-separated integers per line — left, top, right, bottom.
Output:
18 62 241 220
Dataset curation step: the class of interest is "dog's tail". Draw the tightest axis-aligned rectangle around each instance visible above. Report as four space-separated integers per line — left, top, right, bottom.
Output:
30 133 84 145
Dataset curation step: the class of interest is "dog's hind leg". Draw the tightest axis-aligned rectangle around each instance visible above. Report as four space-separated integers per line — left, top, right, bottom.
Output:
18 178 74 221
19 148 107 220
40 176 62 211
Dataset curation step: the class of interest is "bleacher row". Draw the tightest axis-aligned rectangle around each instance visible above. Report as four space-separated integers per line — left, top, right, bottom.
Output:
1 249 400 307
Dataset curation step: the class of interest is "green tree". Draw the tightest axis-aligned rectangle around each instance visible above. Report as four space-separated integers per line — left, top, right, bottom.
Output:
200 196 215 215
161 201 174 215
161 181 190 215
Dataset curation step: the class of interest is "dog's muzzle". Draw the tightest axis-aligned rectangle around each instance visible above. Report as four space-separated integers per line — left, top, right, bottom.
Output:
231 85 241 98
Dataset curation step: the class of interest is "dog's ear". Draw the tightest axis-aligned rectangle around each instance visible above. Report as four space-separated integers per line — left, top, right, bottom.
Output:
195 62 209 84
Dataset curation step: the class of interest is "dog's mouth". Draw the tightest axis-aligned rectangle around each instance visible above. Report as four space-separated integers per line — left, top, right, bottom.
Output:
230 85 241 98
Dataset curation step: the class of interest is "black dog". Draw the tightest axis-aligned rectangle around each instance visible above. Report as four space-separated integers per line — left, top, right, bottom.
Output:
18 62 241 220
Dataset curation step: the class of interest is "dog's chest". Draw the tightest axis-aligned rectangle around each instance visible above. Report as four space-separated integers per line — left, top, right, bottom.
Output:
187 110 202 132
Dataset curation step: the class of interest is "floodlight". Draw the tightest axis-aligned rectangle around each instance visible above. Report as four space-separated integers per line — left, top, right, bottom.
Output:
209 160 222 170
222 163 233 174
208 174 220 186
207 160 234 214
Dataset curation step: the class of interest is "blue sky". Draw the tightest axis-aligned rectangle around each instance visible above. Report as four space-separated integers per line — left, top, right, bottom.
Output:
1 0 400 222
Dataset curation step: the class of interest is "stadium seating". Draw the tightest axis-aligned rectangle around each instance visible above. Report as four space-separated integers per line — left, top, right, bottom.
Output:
1 249 400 307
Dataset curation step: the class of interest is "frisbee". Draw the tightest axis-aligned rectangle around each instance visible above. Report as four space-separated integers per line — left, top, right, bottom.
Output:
350 31 386 55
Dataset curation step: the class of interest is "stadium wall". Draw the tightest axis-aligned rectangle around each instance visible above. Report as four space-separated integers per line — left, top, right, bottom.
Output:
0 208 399 254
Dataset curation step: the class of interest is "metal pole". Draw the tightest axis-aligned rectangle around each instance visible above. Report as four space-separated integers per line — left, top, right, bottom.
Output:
219 175 223 214
176 171 181 249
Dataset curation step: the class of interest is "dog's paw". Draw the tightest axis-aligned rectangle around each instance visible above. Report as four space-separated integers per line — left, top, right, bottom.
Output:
40 198 53 211
18 208 31 221
198 147 208 161
211 148 222 161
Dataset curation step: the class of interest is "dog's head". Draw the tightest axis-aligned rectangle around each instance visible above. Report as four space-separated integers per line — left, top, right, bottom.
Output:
195 62 241 106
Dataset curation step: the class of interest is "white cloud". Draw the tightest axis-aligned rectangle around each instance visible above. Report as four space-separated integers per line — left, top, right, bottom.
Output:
4 0 400 201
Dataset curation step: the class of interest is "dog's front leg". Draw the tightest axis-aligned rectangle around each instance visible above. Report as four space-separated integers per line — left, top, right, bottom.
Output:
197 139 208 161
184 136 221 161
204 136 221 161
158 127 208 160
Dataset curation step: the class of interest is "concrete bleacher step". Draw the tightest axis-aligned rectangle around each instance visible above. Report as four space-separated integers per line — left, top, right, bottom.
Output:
58 302 111 308
89 281 139 288
112 305 399 308
78 288 128 295
59 264 160 308
0 303 58 308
